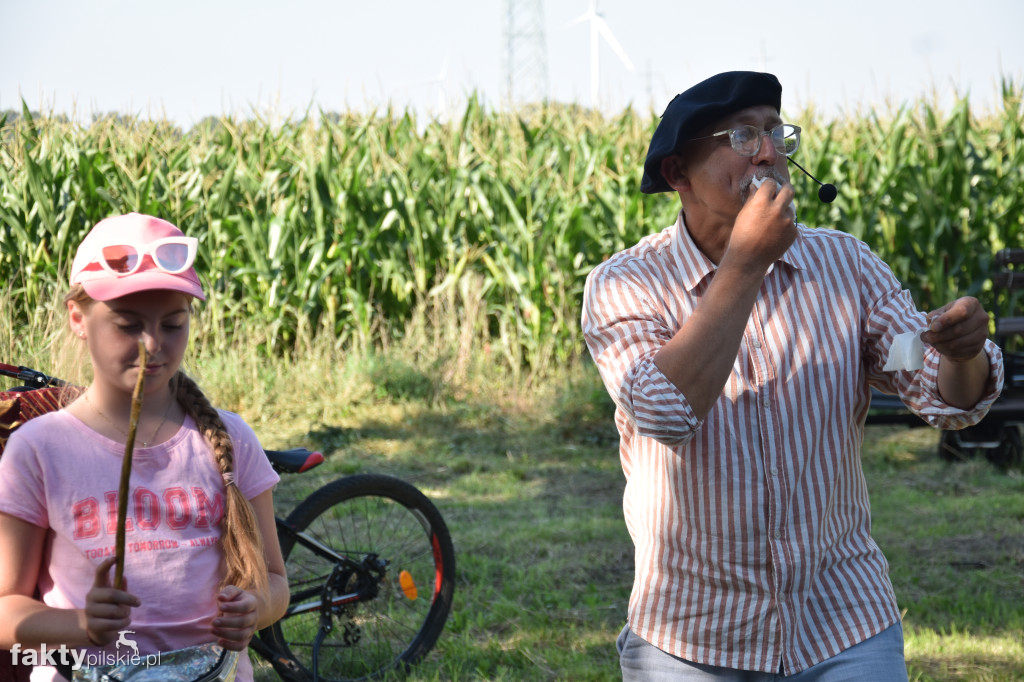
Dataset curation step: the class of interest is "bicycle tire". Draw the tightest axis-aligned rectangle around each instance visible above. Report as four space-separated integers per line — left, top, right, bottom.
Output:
258 474 455 681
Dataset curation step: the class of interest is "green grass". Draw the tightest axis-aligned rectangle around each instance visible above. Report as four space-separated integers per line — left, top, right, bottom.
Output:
3 291 1023 680
222 346 1022 681
866 427 1024 681
242 358 629 681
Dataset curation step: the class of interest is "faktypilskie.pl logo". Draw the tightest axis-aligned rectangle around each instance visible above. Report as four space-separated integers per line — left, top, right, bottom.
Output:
9 629 161 670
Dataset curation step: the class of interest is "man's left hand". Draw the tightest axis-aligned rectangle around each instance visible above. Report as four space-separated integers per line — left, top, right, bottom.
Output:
922 296 990 362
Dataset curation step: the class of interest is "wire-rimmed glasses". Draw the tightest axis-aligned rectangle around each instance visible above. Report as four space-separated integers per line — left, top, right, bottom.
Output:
691 123 801 157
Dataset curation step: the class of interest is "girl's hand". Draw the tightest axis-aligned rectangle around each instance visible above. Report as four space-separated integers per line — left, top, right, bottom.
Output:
212 585 260 650
84 556 140 646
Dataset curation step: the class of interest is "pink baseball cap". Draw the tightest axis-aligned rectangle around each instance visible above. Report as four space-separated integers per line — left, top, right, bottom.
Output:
70 213 206 301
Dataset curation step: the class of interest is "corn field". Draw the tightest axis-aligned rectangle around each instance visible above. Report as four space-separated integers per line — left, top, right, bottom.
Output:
1 82 1022 366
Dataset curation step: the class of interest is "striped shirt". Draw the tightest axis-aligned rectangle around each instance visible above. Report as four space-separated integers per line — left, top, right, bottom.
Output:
582 212 1003 674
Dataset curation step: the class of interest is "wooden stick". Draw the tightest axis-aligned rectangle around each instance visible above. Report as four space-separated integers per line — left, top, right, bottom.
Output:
114 340 147 590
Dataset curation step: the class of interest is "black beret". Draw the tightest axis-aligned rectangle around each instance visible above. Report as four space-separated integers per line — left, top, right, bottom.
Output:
640 71 782 194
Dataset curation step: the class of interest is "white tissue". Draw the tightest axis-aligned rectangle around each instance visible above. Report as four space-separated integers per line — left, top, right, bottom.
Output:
883 330 925 372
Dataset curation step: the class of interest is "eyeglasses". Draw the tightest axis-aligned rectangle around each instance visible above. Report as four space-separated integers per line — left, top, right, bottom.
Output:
92 237 198 276
691 123 801 157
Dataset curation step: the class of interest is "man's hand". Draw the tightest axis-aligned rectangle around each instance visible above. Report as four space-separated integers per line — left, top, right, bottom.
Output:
922 296 990 362
726 178 798 271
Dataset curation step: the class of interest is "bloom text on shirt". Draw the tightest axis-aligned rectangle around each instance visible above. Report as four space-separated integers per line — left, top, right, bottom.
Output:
72 486 224 539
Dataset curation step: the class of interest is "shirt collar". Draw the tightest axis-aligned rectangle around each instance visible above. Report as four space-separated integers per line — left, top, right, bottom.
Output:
673 210 809 292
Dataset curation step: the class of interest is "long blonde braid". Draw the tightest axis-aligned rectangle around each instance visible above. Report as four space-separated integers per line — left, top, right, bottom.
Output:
174 371 269 592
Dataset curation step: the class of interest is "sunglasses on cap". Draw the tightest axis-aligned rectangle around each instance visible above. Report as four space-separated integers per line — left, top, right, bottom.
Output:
91 236 199 276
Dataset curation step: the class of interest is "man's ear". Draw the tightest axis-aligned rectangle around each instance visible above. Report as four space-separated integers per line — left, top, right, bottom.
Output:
660 155 690 193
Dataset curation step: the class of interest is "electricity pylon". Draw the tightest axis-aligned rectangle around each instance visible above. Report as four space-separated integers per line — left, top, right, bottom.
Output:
503 0 549 109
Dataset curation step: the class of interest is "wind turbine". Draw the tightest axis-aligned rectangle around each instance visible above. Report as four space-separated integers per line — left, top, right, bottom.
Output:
432 56 451 118
388 55 451 120
567 0 635 109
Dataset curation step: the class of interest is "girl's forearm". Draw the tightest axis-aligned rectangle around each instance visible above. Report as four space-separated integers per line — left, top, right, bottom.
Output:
255 572 290 630
0 595 89 649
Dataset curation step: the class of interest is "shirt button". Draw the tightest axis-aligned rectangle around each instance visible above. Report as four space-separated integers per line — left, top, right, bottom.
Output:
762 398 770 407
753 339 762 349
774 530 782 539
770 467 779 476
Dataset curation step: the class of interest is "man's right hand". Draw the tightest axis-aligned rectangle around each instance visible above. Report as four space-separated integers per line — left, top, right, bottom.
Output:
726 179 798 271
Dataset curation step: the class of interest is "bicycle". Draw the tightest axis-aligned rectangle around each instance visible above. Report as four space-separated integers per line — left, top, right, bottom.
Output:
0 363 456 682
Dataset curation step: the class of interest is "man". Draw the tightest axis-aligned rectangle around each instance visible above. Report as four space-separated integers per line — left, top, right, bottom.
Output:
581 71 1003 680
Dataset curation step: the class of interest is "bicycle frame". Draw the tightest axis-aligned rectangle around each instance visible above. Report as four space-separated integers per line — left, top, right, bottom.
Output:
0 363 66 388
274 514 385 617
248 515 369 682
265 517 395 682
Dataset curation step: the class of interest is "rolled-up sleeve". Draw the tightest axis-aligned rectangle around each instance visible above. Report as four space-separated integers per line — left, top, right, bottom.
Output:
861 246 1004 430
582 258 702 446
912 340 1003 428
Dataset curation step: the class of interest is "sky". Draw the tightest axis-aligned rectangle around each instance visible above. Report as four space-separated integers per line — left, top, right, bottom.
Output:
3 0 1023 128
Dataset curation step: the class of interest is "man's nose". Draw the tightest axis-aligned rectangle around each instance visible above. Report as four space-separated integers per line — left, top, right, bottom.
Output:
752 132 780 164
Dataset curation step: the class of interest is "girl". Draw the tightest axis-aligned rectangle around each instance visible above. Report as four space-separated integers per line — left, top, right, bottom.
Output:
0 213 289 681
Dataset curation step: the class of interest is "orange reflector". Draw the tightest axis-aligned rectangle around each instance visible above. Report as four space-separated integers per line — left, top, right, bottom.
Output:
399 570 418 600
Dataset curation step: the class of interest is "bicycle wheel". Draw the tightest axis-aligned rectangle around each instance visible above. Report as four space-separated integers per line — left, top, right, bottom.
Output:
259 474 455 681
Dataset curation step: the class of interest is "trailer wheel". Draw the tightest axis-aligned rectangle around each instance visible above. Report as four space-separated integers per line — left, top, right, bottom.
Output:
938 429 977 462
985 425 1022 470
938 423 1022 470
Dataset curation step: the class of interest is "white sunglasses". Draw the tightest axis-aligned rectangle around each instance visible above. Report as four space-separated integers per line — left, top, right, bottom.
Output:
91 237 198 276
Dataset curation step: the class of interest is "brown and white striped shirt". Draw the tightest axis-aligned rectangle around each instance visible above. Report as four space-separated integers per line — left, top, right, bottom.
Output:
582 213 1002 674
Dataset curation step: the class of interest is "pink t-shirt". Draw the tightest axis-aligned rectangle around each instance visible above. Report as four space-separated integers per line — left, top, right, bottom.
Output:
0 408 280 682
